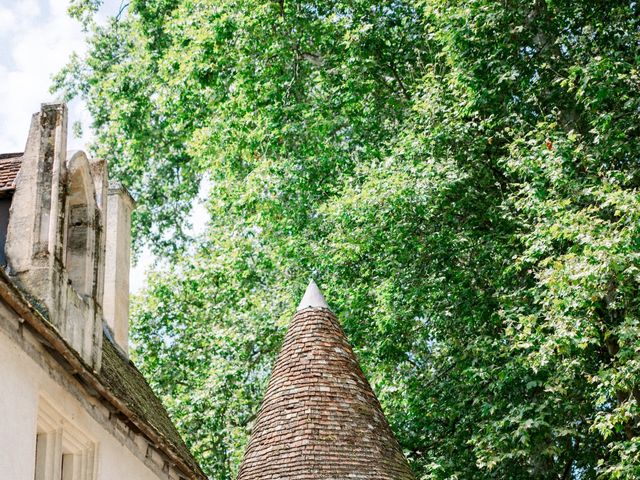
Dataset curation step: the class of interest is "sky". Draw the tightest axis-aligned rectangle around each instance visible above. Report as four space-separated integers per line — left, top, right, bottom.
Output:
0 0 158 292
0 0 122 151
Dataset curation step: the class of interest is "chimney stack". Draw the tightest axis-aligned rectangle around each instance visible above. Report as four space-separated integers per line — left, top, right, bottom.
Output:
103 182 135 354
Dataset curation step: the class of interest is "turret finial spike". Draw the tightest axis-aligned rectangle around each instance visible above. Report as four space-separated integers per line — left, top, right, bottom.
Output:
297 279 330 311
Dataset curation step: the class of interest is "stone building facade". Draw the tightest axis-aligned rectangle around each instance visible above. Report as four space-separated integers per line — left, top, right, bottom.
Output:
0 103 205 480
0 103 415 480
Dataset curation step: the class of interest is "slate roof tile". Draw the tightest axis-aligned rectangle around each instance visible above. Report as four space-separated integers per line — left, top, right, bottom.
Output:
100 337 205 478
237 286 416 480
0 153 23 191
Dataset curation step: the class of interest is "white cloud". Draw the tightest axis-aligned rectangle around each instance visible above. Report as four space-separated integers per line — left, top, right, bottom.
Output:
0 7 17 33
0 0 208 293
14 0 41 18
0 0 87 152
47 0 70 17
0 0 126 152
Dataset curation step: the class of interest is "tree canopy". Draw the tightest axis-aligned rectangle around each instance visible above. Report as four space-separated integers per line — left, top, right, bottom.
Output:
57 0 640 478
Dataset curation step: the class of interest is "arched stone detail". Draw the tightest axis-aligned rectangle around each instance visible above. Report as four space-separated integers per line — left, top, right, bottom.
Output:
64 152 99 297
4 105 106 369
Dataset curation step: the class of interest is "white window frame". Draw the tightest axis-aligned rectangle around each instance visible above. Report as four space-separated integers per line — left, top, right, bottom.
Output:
34 397 97 480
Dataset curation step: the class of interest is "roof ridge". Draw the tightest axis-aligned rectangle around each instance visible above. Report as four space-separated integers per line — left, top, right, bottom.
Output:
0 152 23 160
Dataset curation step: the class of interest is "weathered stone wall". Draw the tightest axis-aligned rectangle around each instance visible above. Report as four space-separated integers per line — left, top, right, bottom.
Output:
103 182 135 354
0 103 196 480
5 104 105 368
0 294 187 480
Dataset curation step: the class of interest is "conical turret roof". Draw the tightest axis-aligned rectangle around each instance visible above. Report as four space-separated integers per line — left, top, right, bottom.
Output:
237 281 415 480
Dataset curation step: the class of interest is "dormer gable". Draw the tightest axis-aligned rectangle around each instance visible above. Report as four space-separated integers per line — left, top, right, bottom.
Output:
1 103 134 369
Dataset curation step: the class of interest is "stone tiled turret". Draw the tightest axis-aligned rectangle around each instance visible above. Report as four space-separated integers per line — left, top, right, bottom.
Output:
237 280 415 480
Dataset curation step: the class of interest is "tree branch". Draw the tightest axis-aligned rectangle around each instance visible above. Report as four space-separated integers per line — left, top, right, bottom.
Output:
115 1 130 21
388 59 411 101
